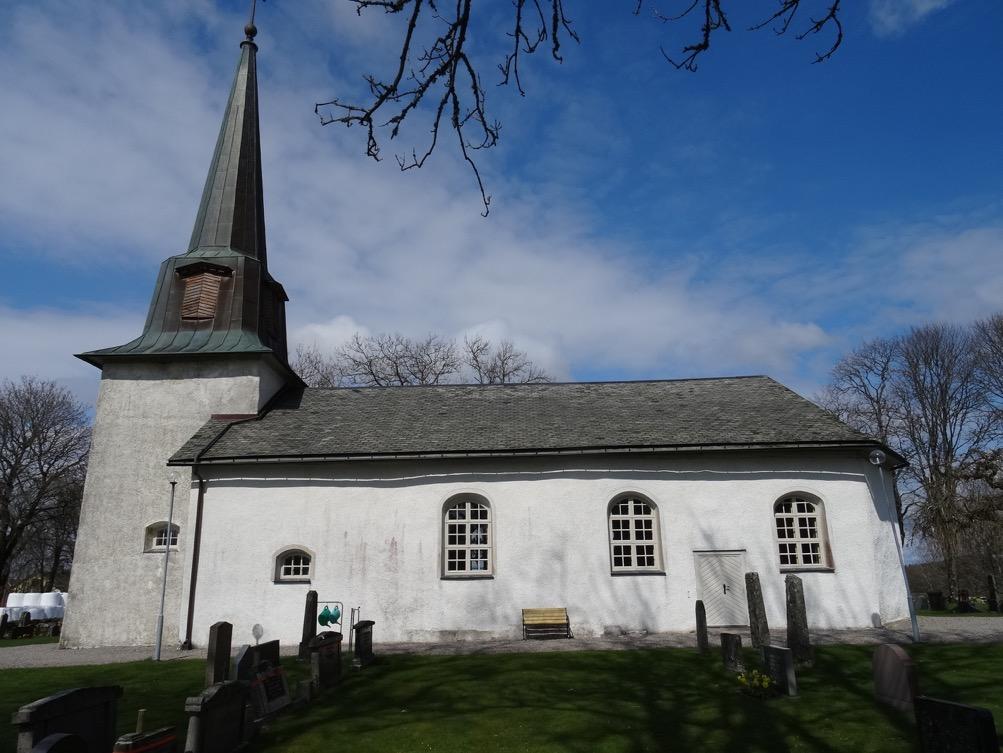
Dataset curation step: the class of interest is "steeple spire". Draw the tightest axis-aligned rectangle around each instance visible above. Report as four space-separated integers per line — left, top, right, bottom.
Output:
187 23 267 262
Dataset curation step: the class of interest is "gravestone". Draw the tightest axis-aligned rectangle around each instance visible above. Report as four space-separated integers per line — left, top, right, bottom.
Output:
298 590 318 661
12 686 122 753
256 639 280 671
352 620 376 668
309 631 343 690
988 575 999 613
0 612 8 638
249 662 292 718
762 645 797 696
927 591 946 611
720 633 743 673
183 682 247 753
745 572 770 649
26 733 87 753
785 575 813 665
695 600 709 654
872 643 918 712
234 645 255 684
19 611 31 627
113 727 177 752
205 621 232 687
914 696 1000 753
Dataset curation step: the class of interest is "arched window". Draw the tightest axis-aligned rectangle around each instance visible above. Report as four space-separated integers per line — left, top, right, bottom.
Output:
774 494 831 569
442 496 492 576
274 549 312 582
144 522 179 552
608 495 663 573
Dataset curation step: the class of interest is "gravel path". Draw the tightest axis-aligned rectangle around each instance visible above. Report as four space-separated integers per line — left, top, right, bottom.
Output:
2 616 1000 669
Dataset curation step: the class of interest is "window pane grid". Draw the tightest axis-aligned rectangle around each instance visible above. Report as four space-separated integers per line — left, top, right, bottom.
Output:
280 553 310 578
444 500 492 575
153 526 178 548
775 496 825 568
609 497 661 571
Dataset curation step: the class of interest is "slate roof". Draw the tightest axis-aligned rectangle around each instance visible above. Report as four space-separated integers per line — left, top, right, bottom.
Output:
170 376 888 465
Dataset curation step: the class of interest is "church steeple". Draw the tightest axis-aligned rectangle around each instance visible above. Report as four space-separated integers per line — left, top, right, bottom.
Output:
78 23 291 369
187 24 267 262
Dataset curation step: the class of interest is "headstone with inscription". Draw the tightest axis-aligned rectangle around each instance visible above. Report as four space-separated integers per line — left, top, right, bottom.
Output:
113 727 178 752
249 662 292 718
205 621 232 687
872 643 918 712
183 682 247 753
299 590 318 661
720 632 743 673
309 631 343 690
914 696 1000 753
12 686 122 753
762 645 797 696
745 572 770 649
785 574 813 665
695 600 709 654
352 620 376 668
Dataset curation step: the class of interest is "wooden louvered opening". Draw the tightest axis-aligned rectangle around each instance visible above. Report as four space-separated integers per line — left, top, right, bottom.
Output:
181 272 224 321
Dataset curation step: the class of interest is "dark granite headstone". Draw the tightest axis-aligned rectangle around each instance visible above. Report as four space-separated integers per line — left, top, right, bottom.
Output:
12 686 122 753
113 727 177 752
205 621 232 687
0 612 8 638
256 639 280 671
249 663 292 717
762 645 798 697
234 645 254 684
28 733 87 753
745 572 770 649
183 682 247 753
298 590 318 661
19 611 31 627
927 591 946 611
873 643 918 712
695 600 709 654
352 620 376 668
308 631 343 690
914 696 1000 753
720 632 743 672
988 575 999 613
785 574 813 665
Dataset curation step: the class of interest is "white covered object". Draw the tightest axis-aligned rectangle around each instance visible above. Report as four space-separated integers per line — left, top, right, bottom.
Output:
22 593 43 608
5 593 25 608
39 592 64 608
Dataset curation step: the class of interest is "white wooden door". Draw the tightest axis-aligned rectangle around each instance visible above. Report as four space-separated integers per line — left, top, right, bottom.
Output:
694 551 748 627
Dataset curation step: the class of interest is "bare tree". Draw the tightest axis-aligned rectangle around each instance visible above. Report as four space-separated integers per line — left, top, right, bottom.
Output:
293 332 551 386
0 378 89 597
317 1 844 213
463 336 550 384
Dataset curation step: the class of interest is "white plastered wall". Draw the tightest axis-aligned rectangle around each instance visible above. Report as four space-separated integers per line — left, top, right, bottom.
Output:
61 357 287 648
181 449 910 648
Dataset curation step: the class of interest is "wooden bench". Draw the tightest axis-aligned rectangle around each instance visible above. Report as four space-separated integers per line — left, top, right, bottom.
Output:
522 608 572 640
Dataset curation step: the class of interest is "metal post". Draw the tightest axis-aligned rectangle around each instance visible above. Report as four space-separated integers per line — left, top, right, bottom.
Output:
877 464 921 643
153 481 177 661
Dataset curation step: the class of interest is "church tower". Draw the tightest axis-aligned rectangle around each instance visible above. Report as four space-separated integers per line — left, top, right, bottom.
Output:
62 23 295 647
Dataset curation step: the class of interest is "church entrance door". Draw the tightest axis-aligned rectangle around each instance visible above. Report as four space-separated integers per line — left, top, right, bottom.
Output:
694 550 748 627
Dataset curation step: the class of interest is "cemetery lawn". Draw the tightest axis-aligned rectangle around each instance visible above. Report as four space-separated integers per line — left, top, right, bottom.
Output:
0 635 60 648
0 645 999 752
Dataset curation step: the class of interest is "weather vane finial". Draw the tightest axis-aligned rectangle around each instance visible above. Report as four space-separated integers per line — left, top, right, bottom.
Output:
244 0 259 41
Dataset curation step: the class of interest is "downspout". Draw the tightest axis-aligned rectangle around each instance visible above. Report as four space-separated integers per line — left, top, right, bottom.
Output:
181 466 207 650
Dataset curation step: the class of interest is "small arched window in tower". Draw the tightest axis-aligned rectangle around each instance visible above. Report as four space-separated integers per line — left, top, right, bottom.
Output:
177 262 231 322
274 548 312 583
144 522 180 552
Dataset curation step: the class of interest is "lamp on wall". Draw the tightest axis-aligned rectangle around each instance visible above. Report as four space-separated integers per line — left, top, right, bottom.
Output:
869 448 920 642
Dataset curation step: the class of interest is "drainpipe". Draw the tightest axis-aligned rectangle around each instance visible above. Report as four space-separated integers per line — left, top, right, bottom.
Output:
181 467 206 650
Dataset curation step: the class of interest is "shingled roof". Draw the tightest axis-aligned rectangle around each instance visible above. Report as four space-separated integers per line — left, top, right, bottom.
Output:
169 376 891 465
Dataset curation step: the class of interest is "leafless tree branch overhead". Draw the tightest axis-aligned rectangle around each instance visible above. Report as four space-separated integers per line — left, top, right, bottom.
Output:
317 1 844 214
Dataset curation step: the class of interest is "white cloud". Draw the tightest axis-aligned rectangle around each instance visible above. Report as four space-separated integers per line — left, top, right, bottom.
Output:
869 0 957 37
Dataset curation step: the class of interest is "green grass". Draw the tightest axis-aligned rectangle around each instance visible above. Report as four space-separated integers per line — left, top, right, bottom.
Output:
0 635 60 648
1 646 1001 753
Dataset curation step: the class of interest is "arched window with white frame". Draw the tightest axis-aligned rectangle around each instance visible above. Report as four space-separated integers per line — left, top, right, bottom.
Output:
442 495 492 576
774 493 831 569
144 522 179 552
274 548 312 583
608 495 663 573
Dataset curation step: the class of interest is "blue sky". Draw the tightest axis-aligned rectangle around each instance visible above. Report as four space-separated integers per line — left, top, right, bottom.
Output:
1 0 1001 404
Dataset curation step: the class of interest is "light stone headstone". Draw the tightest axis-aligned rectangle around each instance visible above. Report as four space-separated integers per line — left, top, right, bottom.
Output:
785 574 813 665
914 696 1000 753
720 632 743 673
762 645 797 697
745 572 769 649
872 643 918 712
205 621 232 688
695 600 709 654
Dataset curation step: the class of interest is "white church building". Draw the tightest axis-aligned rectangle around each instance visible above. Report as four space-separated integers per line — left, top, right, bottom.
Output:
61 24 911 649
